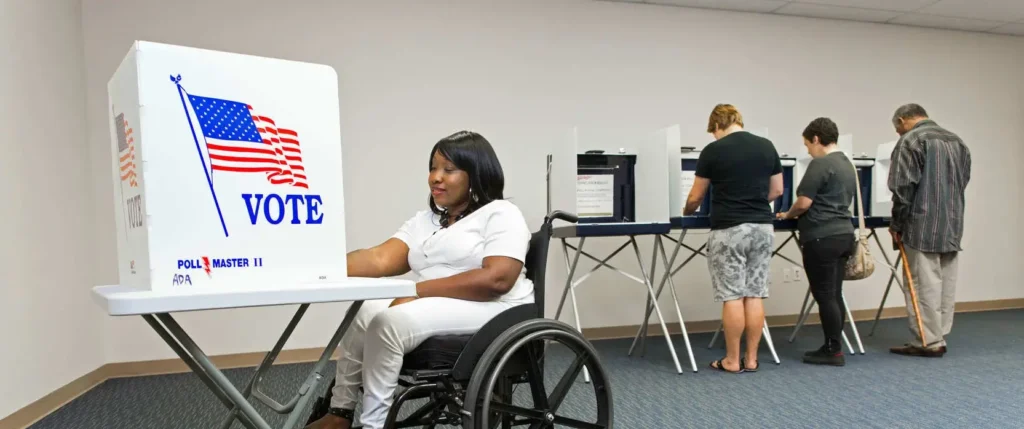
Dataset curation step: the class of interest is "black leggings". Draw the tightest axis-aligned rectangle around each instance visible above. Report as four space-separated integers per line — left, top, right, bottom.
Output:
801 234 855 348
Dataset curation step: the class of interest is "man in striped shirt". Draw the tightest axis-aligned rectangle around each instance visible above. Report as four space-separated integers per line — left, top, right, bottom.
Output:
887 103 971 358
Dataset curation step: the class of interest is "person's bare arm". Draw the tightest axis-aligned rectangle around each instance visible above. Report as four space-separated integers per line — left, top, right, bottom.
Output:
346 238 411 278
414 256 524 302
778 196 813 220
768 172 784 201
683 176 710 215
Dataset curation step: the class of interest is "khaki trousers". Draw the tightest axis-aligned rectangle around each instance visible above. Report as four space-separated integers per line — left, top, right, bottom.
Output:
901 246 959 348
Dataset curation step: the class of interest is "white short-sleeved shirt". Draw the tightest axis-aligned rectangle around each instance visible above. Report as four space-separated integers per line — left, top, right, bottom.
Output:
392 200 535 303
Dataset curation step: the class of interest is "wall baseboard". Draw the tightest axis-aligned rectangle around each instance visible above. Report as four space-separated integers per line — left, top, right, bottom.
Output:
578 298 1024 340
3 298 1022 429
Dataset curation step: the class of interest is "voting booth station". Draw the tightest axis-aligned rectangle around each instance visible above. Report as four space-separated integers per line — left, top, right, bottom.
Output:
93 42 612 429
107 41 348 292
546 126 908 374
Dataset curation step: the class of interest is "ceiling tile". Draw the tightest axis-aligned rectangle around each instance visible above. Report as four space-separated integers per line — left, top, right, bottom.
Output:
790 0 941 13
644 0 789 13
889 13 1007 32
990 22 1024 36
916 0 1024 23
774 3 902 22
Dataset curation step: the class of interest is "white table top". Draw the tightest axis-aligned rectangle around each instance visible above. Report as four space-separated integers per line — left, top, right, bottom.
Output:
92 278 416 316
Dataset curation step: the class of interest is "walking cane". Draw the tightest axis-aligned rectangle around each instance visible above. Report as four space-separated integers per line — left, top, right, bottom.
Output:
896 240 927 347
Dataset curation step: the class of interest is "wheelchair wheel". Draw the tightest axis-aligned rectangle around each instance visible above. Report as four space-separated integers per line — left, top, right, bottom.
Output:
463 318 612 429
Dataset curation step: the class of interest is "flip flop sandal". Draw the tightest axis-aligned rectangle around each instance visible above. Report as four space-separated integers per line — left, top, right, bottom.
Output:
709 358 743 374
741 358 759 372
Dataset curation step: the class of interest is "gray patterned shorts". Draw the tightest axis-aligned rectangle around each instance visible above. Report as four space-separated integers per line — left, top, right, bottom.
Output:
707 223 774 302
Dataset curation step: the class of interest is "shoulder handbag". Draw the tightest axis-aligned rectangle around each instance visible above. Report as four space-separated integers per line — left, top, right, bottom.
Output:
845 159 875 280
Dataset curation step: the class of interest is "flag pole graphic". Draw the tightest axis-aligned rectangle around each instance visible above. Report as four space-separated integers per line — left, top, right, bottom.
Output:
114 104 129 239
172 74 230 237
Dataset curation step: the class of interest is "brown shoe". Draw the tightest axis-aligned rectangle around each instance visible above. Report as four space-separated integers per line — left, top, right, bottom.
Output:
890 344 944 358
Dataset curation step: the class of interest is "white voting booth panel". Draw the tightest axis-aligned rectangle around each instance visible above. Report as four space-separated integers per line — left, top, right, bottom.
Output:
874 141 897 216
795 133 854 198
108 41 346 292
556 126 677 222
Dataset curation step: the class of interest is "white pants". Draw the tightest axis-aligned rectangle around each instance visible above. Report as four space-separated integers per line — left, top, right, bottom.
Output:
330 297 520 429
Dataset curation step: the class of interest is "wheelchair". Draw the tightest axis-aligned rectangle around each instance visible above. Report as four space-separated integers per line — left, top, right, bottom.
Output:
305 210 613 428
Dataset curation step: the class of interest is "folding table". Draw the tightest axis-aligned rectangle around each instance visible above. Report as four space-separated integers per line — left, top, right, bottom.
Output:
552 221 689 377
636 216 781 367
92 279 416 429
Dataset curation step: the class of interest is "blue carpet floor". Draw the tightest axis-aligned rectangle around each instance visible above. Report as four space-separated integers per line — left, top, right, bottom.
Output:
29 309 1024 428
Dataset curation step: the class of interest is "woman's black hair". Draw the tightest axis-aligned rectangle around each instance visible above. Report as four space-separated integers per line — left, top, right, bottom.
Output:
428 130 505 225
802 117 839 145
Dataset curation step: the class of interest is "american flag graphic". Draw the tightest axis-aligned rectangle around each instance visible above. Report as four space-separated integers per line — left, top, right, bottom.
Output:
188 95 308 188
115 113 138 187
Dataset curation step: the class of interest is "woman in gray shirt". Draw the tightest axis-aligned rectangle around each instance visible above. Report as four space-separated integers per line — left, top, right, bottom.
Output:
777 117 856 367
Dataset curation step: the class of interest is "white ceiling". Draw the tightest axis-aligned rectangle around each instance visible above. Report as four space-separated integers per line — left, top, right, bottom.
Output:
596 0 1024 36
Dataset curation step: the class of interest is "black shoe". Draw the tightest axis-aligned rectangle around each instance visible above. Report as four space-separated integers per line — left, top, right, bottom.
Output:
802 345 845 366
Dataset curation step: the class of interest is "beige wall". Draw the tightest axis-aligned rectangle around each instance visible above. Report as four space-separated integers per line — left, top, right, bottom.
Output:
76 0 1024 365
0 0 105 419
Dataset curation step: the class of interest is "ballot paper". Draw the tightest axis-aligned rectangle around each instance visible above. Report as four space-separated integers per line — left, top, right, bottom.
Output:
680 170 699 212
577 174 615 217
875 141 897 203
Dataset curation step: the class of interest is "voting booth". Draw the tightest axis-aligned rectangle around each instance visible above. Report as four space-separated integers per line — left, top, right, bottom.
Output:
549 126 676 225
775 156 797 214
676 149 795 220
107 41 347 292
873 141 898 218
679 148 711 217
576 151 637 223
852 155 875 216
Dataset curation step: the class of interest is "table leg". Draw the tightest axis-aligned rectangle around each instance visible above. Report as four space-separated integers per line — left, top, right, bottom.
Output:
556 237 590 383
789 287 813 343
156 313 274 429
841 331 854 354
629 237 683 374
630 230 695 355
219 304 309 429
762 321 781 365
707 323 722 349
789 290 815 343
640 238 660 358
279 301 364 429
870 230 903 336
142 315 259 429
554 238 585 325
842 292 866 355
657 235 698 373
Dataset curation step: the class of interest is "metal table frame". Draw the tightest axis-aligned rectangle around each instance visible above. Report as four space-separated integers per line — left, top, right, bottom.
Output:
554 222 688 378
141 302 363 429
640 223 782 367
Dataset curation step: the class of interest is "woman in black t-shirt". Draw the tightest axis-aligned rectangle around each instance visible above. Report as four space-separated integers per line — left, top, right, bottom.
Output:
685 104 784 373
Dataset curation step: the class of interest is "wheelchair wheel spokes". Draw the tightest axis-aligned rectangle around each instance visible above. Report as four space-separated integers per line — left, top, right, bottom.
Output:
465 319 612 429
547 353 588 412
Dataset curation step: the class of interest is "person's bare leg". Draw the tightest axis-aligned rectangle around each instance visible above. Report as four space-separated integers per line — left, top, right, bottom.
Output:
720 299 744 372
743 297 764 368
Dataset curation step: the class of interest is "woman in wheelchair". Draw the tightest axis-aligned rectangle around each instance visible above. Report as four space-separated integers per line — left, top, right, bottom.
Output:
306 130 535 429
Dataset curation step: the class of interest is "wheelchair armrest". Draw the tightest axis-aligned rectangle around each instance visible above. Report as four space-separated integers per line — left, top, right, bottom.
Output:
450 303 537 381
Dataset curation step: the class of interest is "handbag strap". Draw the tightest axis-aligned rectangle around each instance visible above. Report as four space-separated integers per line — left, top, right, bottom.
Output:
849 156 867 238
